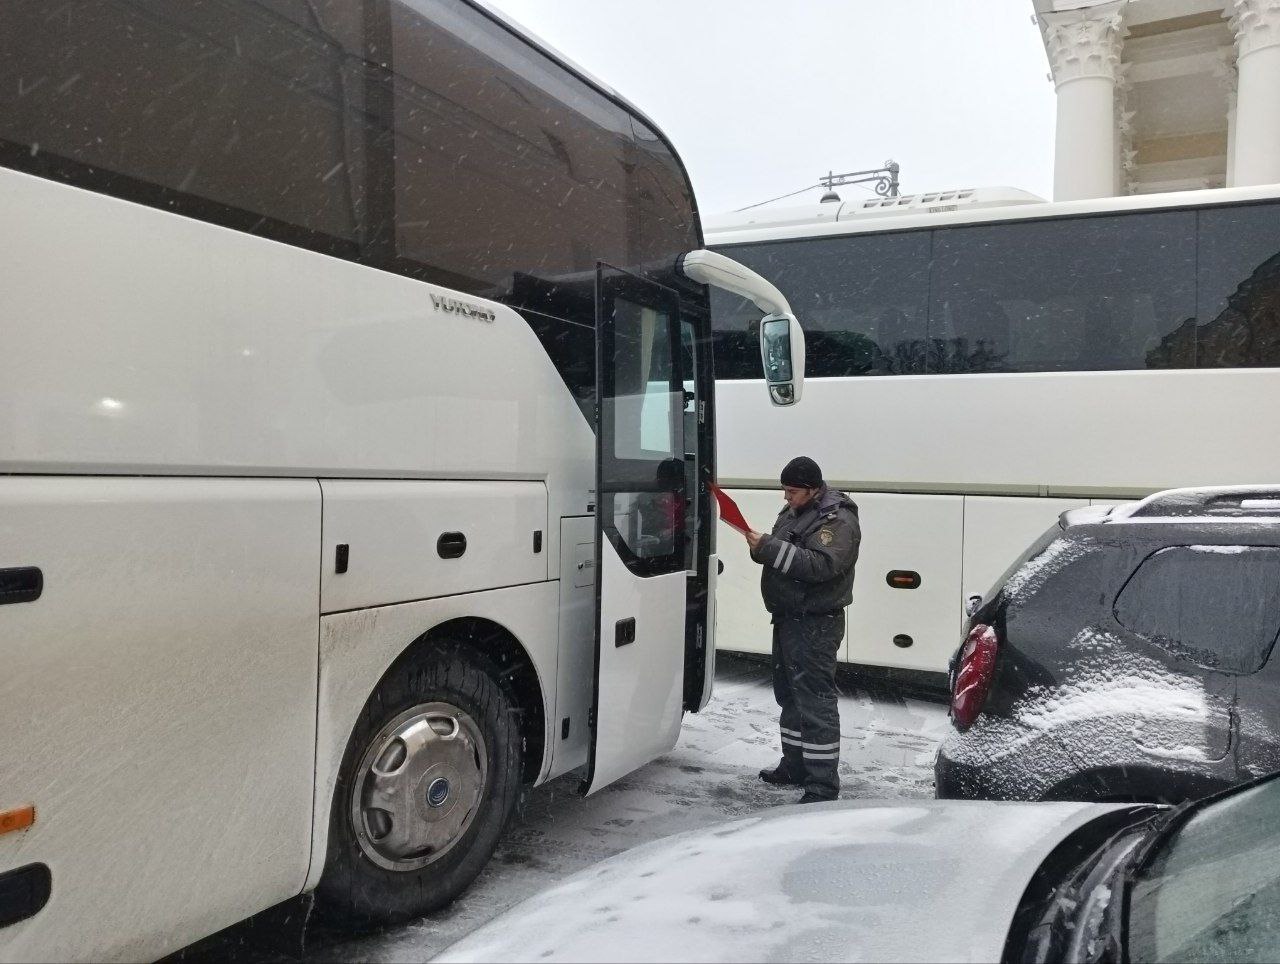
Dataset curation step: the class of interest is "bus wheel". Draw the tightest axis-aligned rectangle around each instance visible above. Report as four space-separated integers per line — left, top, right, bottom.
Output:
315 646 522 927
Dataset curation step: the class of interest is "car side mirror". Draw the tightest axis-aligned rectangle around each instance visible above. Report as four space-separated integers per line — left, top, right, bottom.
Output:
965 594 983 618
759 312 805 406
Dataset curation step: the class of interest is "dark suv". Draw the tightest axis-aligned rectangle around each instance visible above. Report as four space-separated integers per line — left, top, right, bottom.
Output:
935 485 1280 804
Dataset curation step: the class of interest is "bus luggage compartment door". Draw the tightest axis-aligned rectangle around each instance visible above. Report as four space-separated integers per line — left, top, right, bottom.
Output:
585 265 690 795
0 477 319 962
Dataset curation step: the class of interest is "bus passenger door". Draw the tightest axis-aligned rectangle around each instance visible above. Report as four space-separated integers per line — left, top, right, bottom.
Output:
585 265 690 794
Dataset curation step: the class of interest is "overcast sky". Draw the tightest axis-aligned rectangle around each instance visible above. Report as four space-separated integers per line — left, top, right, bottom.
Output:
485 0 1057 216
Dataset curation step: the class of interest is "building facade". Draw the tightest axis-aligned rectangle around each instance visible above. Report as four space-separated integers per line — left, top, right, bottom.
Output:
1035 0 1280 198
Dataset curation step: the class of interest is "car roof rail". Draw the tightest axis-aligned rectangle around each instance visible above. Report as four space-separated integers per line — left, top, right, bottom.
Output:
1125 485 1280 518
1059 505 1116 528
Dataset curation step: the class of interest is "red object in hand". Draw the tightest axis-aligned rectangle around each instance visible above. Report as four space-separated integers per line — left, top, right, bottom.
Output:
710 483 752 534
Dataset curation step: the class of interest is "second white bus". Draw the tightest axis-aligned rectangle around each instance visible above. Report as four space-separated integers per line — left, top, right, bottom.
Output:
708 184 1280 679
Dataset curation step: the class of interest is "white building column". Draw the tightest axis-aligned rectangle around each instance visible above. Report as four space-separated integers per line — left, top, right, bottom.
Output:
1042 1 1128 201
1116 66 1136 194
1227 87 1239 185
1215 52 1240 186
1229 0 1280 186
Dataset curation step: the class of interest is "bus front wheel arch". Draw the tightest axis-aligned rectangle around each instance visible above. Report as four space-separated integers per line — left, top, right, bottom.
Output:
410 617 547 784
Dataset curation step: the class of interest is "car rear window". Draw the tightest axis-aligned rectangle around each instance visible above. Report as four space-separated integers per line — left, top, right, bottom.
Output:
1114 545 1280 673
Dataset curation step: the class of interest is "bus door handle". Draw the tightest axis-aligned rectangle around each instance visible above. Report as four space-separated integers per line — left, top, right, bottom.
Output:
437 532 467 559
0 568 42 606
615 617 636 647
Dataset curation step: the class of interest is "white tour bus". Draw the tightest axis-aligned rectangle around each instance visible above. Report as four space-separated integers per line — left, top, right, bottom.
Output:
708 184 1280 680
0 2 803 960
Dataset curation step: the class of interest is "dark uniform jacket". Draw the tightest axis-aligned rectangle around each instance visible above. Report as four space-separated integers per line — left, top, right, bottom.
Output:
751 486 861 617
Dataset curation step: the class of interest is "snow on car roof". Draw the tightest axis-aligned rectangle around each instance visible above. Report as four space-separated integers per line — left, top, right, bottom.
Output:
1111 516 1280 525
1065 489 1280 528
1112 486 1280 523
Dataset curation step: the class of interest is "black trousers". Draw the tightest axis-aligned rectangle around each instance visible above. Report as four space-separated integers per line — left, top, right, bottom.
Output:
772 611 844 798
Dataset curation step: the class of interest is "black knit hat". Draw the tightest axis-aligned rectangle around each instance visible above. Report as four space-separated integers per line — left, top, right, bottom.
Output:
780 456 823 489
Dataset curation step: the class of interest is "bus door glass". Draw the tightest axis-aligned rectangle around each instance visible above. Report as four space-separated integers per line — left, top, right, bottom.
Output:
585 265 691 794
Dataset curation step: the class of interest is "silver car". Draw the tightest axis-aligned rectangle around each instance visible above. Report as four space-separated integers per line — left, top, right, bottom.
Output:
436 774 1280 963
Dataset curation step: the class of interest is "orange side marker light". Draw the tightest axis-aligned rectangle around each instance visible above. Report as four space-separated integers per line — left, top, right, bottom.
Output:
0 805 35 836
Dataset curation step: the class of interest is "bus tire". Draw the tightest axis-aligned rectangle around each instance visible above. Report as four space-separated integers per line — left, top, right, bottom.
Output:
315 644 522 928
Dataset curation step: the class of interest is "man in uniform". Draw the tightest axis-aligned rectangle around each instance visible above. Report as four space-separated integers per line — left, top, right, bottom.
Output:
745 456 860 803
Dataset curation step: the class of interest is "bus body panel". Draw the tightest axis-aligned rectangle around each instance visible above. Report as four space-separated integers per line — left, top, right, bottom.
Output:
552 516 597 776
318 481 549 614
0 169 595 542
0 477 319 963
308 581 560 891
715 370 1280 673
716 489 965 672
716 371 1280 497
714 489 793 658
840 492 963 672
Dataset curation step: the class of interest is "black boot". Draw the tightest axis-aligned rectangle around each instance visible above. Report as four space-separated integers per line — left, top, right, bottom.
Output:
797 791 838 804
758 762 803 786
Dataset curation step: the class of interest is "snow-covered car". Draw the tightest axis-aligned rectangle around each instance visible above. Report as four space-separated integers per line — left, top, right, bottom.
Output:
433 774 1280 963
936 485 1280 804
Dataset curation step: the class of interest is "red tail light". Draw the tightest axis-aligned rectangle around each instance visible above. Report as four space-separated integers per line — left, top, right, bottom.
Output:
950 623 999 731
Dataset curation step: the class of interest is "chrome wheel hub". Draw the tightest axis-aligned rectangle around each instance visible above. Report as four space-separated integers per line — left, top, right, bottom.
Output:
351 702 487 871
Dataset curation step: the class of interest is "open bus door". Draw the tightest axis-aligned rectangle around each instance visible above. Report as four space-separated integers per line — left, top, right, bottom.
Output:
584 264 692 794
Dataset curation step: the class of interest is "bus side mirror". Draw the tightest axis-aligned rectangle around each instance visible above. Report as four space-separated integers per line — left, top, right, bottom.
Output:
759 313 805 406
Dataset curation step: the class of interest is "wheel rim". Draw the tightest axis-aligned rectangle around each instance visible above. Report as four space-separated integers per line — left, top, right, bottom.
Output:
351 702 488 871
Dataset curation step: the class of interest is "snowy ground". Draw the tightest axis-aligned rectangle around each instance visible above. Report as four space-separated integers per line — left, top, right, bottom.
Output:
177 654 949 963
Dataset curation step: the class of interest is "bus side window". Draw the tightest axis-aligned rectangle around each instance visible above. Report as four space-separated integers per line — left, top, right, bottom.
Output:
711 231 929 379
0 1 371 254
930 212 1196 375
1196 204 1280 368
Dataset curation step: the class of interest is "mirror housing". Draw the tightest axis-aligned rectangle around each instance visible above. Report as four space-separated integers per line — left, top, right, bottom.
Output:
675 249 805 407
759 312 805 406
676 249 788 316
